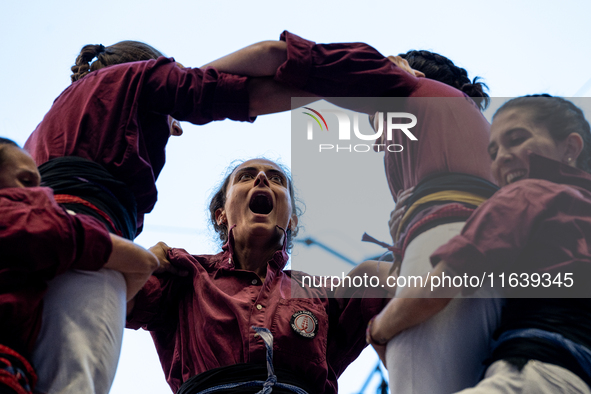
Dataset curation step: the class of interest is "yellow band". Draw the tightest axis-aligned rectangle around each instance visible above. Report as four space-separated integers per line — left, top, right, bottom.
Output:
396 190 488 240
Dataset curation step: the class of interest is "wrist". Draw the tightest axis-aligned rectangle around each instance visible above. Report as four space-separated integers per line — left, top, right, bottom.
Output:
366 315 389 346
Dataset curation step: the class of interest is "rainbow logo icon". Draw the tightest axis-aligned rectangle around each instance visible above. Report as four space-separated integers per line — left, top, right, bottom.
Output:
302 107 329 131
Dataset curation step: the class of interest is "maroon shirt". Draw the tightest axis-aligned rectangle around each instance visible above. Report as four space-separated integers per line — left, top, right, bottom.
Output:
127 235 385 393
25 57 253 229
275 31 495 199
0 187 112 355
431 154 591 294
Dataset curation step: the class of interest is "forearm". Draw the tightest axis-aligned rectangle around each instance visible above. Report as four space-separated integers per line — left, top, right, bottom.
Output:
248 77 318 116
370 262 458 343
202 40 287 77
335 260 394 298
103 235 159 301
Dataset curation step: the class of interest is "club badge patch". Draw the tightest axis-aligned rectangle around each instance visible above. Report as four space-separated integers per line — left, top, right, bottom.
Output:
290 310 318 338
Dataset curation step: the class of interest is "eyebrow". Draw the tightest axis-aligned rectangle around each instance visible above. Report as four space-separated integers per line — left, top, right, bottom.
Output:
234 167 287 181
238 167 285 175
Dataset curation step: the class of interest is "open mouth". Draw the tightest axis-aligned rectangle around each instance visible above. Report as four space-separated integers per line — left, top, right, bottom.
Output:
249 192 273 215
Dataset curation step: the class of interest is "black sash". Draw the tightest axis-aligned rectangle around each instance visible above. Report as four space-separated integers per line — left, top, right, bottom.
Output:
38 157 137 240
176 364 311 394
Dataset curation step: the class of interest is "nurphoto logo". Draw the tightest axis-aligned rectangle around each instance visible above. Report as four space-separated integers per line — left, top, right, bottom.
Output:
301 107 418 153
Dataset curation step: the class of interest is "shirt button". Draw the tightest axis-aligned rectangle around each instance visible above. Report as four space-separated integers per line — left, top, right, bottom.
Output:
252 279 258 285
256 304 263 310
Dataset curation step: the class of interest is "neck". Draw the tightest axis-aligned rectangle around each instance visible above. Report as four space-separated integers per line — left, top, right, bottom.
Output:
233 244 278 280
227 225 287 280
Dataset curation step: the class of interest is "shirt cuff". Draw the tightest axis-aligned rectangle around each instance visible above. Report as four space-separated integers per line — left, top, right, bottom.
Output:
275 31 417 98
210 72 255 123
275 30 315 90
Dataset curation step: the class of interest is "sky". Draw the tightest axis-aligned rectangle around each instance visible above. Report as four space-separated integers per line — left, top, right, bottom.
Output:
1 0 591 393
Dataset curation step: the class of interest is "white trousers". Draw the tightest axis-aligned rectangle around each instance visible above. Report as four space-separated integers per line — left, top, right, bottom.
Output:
456 359 591 394
386 222 504 394
32 269 126 394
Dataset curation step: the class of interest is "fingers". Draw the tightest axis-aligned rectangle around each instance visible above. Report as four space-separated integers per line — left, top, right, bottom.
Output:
386 55 404 68
386 56 412 75
149 241 170 257
149 242 189 277
386 55 398 64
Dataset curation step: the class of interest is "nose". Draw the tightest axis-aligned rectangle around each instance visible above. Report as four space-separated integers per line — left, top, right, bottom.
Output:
491 146 513 177
495 146 513 165
254 171 270 187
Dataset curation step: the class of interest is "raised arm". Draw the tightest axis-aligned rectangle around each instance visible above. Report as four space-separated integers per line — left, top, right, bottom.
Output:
201 40 318 116
202 41 288 77
208 32 419 117
247 77 318 116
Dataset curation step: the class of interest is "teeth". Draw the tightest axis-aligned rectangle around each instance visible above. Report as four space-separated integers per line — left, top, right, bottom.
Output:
506 170 527 184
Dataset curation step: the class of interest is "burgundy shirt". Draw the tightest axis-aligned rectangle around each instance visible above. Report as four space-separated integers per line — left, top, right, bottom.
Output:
275 31 495 199
431 154 591 295
127 235 385 393
0 187 112 355
25 57 253 229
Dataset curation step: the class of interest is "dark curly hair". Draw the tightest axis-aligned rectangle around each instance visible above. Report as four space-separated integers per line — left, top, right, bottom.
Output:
209 159 302 251
71 41 164 82
399 50 490 111
493 94 591 173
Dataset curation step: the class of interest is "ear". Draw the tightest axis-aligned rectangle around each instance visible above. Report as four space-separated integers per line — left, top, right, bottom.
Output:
287 214 298 232
563 132 584 166
215 208 226 226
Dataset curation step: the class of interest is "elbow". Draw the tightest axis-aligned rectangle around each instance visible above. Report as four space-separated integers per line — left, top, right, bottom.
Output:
250 40 287 77
256 40 287 63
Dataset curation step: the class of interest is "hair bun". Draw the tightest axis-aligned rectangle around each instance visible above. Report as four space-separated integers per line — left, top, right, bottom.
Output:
460 77 490 110
70 41 163 83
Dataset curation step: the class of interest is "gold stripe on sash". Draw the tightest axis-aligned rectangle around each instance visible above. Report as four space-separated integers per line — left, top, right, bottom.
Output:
396 191 488 241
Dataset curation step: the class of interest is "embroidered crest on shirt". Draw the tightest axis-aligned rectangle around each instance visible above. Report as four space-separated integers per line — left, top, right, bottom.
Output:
290 310 318 338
